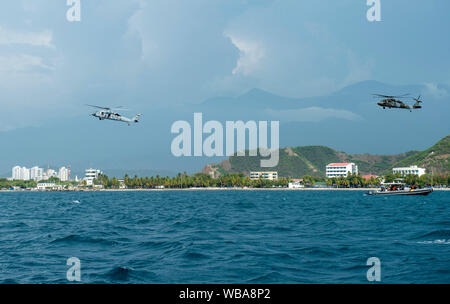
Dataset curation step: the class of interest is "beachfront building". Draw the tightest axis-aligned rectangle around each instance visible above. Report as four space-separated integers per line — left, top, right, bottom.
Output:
392 165 426 177
249 171 278 180
37 183 63 191
85 168 102 186
118 179 127 189
58 167 70 182
288 179 304 188
326 163 358 178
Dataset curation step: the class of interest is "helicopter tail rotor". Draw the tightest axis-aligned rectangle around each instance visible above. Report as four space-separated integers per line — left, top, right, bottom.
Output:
412 95 423 109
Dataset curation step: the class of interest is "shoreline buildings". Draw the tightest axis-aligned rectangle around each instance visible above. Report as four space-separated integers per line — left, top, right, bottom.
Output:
12 166 30 181
11 165 71 182
326 163 358 178
10 165 104 185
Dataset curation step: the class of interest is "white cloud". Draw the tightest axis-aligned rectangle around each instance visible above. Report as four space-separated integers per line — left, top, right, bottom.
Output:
226 33 265 76
423 83 448 99
0 54 54 73
266 107 362 122
339 50 375 89
0 26 53 48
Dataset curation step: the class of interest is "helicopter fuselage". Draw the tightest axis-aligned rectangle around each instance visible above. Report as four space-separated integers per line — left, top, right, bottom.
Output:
92 110 140 125
377 98 411 110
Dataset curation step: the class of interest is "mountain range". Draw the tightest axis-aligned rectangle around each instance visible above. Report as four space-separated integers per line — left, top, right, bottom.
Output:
202 135 450 178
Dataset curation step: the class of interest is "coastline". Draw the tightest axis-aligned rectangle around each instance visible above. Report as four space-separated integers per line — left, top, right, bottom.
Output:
1 187 449 192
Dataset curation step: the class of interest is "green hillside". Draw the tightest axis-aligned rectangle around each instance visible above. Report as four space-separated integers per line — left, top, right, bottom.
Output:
391 135 450 175
202 135 449 178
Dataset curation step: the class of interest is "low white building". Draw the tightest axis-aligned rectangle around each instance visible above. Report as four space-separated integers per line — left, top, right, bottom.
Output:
45 169 57 179
392 165 426 177
249 171 278 180
288 181 304 189
37 183 63 190
326 163 358 178
118 179 126 189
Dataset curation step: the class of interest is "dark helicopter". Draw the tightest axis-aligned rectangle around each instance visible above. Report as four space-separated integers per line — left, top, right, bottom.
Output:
373 94 423 112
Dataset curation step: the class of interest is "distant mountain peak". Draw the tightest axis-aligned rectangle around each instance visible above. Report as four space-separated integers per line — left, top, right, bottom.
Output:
336 80 390 94
336 80 425 96
240 88 278 99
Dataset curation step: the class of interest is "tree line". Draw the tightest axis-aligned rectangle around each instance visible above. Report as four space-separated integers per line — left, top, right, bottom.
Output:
2 172 448 190
95 173 291 189
0 178 37 190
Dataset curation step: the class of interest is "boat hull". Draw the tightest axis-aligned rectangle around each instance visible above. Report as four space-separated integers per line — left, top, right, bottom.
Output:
367 188 433 196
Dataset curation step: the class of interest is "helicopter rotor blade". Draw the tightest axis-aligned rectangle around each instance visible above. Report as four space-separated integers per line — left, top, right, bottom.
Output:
85 104 111 110
372 94 392 98
111 106 130 111
372 93 410 98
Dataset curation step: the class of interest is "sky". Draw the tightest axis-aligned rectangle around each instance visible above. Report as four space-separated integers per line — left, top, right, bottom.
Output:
0 0 449 175
0 0 448 131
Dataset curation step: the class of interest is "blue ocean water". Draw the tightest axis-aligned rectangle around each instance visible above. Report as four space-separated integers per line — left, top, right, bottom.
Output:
0 190 449 284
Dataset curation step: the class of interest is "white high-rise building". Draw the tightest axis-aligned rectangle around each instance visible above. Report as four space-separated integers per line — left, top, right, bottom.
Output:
12 165 71 181
58 167 70 182
22 167 30 180
326 163 358 178
12 166 31 180
12 166 22 180
30 166 44 181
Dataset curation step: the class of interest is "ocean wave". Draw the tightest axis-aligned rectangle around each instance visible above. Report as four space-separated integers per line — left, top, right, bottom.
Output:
49 234 119 246
417 239 450 245
413 229 450 240
182 250 209 260
106 266 133 281
246 271 286 283
103 266 158 282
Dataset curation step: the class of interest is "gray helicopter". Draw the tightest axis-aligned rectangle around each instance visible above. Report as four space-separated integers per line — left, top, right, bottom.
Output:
86 104 141 125
373 94 423 112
